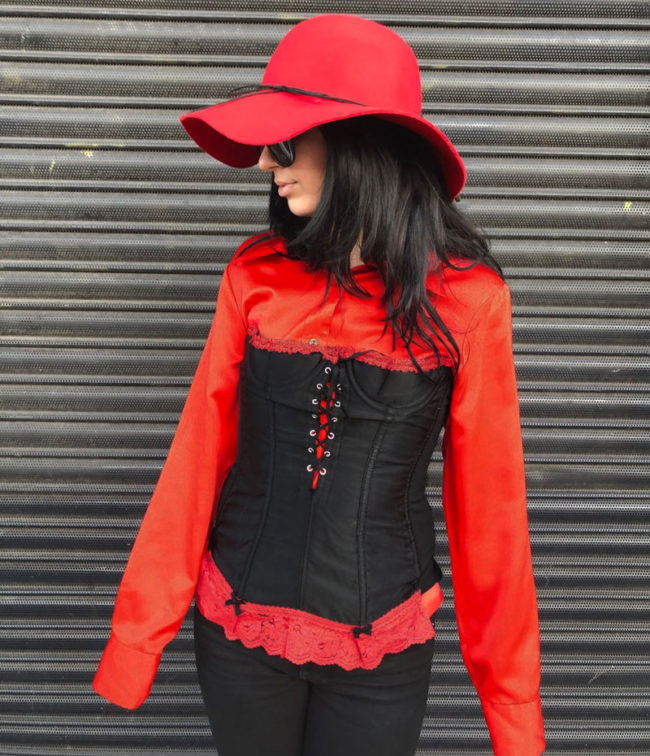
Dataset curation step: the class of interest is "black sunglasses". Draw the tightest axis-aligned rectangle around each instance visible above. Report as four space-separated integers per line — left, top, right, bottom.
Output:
259 139 295 167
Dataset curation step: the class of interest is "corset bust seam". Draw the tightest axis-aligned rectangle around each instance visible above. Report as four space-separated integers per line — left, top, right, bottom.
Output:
245 332 327 391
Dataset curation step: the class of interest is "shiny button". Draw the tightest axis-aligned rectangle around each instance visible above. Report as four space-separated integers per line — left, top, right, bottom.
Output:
308 338 319 345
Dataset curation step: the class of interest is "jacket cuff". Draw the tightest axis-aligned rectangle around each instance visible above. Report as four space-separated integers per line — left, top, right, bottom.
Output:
481 695 546 755
92 633 161 709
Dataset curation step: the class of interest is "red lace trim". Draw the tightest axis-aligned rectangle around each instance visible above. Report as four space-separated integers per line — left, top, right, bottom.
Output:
246 323 452 372
195 549 438 670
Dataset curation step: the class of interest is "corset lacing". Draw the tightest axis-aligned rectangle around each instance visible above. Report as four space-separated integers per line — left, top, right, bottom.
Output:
307 363 341 489
306 352 370 490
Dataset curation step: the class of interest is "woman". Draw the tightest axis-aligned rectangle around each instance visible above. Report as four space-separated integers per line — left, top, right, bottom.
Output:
92 13 545 756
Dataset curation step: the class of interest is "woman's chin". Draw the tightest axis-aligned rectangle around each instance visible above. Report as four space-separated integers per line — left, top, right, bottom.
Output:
287 198 316 217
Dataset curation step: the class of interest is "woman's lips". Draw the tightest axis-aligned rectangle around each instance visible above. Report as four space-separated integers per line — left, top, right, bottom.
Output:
277 182 295 197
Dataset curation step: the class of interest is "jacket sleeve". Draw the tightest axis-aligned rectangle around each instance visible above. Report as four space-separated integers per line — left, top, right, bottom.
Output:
440 282 545 755
92 261 246 709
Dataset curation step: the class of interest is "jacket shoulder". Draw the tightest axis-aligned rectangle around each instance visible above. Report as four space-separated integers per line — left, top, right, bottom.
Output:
228 231 286 270
440 255 506 297
435 256 508 315
221 233 288 311
427 256 510 345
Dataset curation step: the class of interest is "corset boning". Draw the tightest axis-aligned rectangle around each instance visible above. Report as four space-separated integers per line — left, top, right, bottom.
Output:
209 332 453 627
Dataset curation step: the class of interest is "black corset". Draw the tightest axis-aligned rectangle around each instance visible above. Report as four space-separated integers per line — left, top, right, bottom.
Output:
210 334 453 629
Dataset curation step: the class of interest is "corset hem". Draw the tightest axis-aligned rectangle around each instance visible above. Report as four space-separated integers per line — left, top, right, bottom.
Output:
195 548 441 670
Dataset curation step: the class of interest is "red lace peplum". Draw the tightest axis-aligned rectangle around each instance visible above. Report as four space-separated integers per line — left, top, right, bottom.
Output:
196 549 440 670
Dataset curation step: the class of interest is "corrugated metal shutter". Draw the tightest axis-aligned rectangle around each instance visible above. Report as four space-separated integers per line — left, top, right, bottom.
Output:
1 2 647 753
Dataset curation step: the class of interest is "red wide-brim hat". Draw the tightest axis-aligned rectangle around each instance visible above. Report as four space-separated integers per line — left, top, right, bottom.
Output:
180 14 466 200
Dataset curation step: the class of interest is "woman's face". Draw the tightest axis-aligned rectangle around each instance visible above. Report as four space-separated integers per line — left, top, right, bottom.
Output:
257 127 327 217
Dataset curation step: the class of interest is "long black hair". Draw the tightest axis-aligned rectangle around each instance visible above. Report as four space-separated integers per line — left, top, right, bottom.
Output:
255 115 503 373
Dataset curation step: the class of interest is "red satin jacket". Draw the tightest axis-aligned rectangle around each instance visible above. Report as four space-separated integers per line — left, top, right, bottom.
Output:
92 231 545 755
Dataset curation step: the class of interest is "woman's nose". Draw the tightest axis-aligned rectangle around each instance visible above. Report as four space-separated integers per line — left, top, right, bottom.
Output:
257 145 277 171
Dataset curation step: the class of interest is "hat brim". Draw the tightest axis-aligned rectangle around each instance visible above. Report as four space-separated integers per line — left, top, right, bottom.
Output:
179 90 466 199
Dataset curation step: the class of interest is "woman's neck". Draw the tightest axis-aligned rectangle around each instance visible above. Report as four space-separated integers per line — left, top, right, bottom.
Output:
349 234 363 267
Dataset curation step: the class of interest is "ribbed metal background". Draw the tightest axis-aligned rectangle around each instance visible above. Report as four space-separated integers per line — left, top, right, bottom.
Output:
0 2 648 753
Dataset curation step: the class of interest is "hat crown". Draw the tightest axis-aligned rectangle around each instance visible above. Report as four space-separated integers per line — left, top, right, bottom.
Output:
262 14 422 115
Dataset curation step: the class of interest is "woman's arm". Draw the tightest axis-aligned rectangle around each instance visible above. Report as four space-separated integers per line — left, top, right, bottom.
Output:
92 261 246 709
441 282 545 755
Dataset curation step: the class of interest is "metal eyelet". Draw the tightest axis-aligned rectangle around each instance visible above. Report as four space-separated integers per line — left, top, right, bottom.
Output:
307 464 314 472
312 398 319 405
334 400 341 407
312 413 317 418
327 432 335 440
332 417 338 422
308 447 314 453
324 366 332 374
336 383 342 390
319 467 327 475
309 429 317 437
324 450 331 457
316 383 323 389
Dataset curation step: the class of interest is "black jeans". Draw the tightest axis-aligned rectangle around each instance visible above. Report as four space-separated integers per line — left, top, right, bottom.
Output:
193 603 435 756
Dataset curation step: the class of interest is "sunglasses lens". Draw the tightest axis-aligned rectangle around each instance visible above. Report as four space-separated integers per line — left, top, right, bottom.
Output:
267 140 294 167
